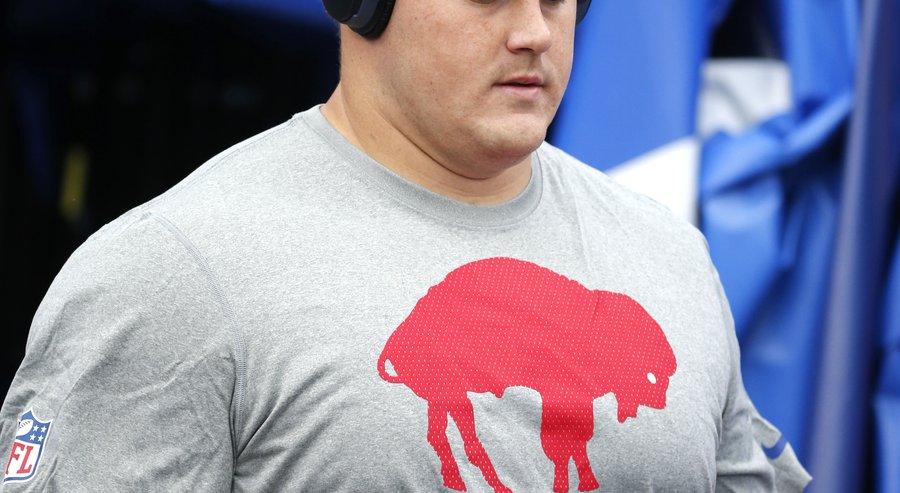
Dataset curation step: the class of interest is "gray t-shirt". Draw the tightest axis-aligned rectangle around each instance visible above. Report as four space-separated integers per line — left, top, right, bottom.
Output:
1 107 810 491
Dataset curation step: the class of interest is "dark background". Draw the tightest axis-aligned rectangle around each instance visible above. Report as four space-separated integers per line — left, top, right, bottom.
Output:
1 0 762 397
1 1 340 394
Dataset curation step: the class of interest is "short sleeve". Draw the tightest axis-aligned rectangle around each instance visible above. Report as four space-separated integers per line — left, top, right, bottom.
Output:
1 212 240 491
708 261 812 492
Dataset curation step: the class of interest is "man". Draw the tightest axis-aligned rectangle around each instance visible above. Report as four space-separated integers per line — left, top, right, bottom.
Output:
2 0 810 491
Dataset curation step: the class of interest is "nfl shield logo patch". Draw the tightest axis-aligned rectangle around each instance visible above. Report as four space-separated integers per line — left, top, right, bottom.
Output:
4 409 52 483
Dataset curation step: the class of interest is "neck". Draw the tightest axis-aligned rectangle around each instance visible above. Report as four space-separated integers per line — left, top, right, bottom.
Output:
320 84 533 206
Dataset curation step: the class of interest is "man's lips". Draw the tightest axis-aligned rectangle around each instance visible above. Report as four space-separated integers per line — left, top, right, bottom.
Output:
495 75 545 99
496 75 545 87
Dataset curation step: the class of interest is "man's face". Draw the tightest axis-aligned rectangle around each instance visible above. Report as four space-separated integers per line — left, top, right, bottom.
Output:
368 0 577 175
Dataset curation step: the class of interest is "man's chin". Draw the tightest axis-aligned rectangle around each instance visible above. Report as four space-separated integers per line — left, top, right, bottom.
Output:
477 127 547 163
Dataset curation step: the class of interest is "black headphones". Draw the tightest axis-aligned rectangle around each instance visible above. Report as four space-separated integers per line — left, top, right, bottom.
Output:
323 0 592 39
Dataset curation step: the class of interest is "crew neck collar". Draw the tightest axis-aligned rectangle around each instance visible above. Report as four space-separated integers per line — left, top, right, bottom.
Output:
301 105 543 229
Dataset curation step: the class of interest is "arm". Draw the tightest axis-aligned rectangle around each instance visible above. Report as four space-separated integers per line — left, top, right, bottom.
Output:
708 261 812 492
1 212 241 491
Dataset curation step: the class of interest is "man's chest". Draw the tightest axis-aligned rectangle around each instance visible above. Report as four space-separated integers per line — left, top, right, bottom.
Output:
229 250 729 492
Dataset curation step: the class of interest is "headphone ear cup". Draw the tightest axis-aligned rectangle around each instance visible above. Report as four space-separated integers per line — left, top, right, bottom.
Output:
576 0 592 23
322 0 361 23
322 0 396 39
357 0 395 39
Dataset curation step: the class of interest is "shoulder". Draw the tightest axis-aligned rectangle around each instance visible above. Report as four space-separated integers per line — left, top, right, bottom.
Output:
147 108 335 216
32 210 235 345
72 108 344 267
3 210 241 489
536 142 707 254
34 106 347 322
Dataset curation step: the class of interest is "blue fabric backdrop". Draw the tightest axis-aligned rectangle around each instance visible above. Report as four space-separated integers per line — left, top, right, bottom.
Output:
813 0 900 491
700 0 858 473
552 1 898 492
553 0 731 170
880 234 900 493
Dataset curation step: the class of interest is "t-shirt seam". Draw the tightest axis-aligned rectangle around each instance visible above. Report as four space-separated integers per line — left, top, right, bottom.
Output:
144 211 248 463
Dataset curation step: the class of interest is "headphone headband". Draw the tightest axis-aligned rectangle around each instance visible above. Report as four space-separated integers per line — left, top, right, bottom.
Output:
323 0 592 39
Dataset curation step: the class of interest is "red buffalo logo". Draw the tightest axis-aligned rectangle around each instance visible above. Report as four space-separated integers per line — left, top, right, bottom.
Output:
378 257 677 492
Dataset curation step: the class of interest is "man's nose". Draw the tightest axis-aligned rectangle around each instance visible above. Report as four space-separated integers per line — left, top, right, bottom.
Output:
506 0 553 54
